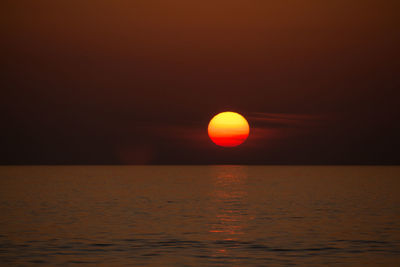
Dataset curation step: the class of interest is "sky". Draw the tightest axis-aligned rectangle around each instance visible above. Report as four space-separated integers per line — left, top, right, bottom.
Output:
1 0 400 164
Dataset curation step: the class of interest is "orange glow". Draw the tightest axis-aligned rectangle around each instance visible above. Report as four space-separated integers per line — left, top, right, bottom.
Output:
208 112 250 147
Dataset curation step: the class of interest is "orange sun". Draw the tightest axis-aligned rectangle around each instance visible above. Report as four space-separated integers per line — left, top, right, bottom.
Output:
208 111 250 147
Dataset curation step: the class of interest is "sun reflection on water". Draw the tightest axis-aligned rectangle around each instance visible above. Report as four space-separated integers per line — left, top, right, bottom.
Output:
208 165 250 263
209 165 249 237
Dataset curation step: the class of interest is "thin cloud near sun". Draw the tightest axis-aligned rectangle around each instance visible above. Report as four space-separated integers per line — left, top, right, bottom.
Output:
146 111 326 148
247 112 324 128
243 111 326 147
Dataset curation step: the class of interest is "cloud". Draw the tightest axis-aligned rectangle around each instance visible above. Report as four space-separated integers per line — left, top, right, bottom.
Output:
119 112 327 153
247 112 323 128
243 112 326 145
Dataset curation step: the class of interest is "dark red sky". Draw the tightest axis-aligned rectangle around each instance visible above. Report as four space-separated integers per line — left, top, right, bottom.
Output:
2 1 400 164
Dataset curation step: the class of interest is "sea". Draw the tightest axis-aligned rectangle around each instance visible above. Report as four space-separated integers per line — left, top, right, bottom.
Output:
0 166 399 266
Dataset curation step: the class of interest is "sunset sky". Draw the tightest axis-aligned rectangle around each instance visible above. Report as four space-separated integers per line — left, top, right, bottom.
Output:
2 1 399 164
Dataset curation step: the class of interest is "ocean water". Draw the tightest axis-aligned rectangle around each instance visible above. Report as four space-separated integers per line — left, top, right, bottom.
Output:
0 166 399 266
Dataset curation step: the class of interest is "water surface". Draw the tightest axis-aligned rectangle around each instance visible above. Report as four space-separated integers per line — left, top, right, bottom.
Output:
0 166 399 266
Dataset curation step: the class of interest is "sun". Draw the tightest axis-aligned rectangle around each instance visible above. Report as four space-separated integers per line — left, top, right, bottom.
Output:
208 111 250 147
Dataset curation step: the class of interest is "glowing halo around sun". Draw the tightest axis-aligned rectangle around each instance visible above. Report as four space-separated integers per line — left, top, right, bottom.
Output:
208 111 250 147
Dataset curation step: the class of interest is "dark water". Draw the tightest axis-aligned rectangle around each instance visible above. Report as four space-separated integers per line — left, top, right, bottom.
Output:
0 166 399 266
